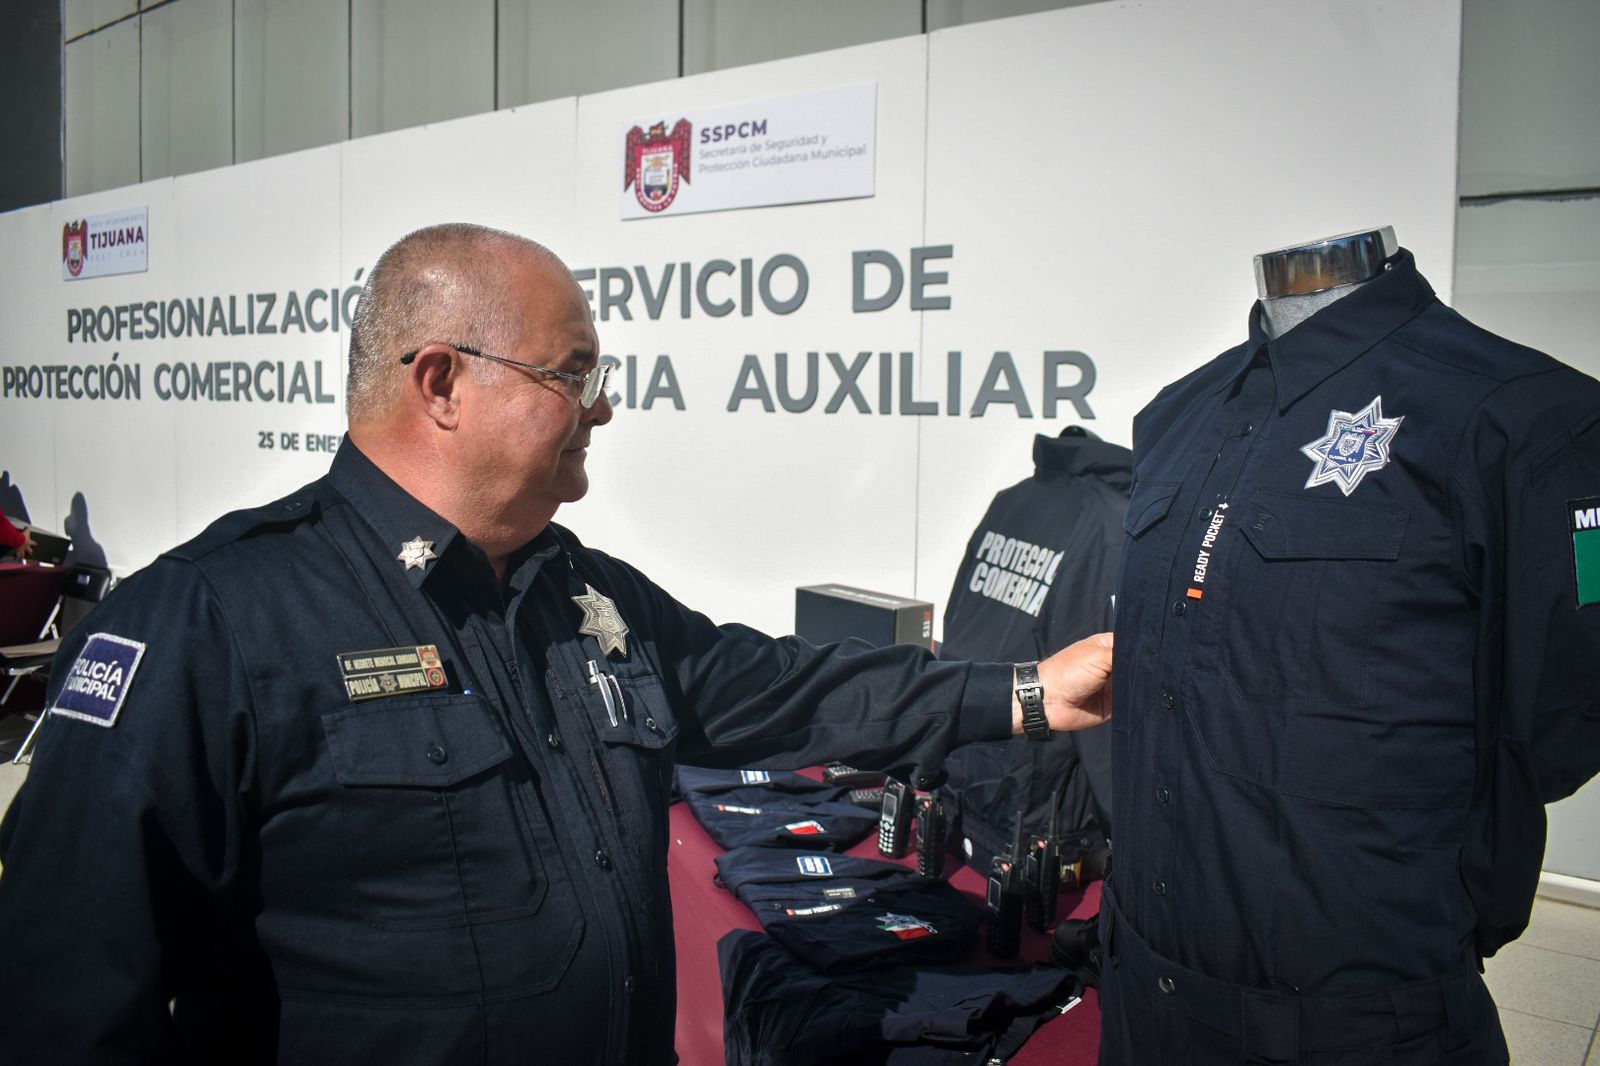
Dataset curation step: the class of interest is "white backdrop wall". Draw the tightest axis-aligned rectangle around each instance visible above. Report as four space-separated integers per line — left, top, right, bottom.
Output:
6 1 1461 636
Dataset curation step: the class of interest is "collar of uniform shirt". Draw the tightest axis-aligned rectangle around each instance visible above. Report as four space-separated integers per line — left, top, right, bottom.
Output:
1237 247 1440 415
326 436 568 594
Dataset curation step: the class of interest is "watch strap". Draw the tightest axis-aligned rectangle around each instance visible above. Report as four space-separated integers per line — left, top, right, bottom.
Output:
1016 661 1050 742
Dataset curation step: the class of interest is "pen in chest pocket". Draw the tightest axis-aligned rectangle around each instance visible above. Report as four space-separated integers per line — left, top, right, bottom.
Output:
585 659 628 727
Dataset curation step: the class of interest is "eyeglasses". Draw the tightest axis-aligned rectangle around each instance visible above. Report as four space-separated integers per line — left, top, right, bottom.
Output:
399 343 613 409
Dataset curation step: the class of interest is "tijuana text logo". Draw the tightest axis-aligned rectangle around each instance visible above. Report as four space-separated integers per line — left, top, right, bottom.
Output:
625 120 693 212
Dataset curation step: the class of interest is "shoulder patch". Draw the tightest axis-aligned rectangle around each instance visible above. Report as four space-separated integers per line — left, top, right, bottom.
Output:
51 633 146 728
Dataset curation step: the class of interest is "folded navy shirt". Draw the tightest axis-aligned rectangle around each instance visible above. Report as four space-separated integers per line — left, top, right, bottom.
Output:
714 846 981 971
719 928 1080 1064
678 766 879 851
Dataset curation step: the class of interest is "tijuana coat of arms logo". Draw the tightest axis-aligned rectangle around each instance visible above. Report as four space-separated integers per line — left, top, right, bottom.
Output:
63 220 88 277
624 120 693 212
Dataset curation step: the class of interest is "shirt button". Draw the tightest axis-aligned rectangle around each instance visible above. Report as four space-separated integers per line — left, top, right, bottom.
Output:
425 743 448 764
547 732 562 751
1240 421 1254 436
624 976 637 994
1201 507 1214 519
594 848 613 870
1156 786 1170 804
1153 878 1167 896
1161 692 1176 710
1172 600 1187 616
1158 975 1176 995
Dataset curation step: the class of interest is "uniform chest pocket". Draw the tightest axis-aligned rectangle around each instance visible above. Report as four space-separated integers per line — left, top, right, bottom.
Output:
322 695 548 928
563 658 681 752
1118 479 1182 601
1124 480 1182 539
555 659 681 866
1208 490 1408 707
1112 480 1182 737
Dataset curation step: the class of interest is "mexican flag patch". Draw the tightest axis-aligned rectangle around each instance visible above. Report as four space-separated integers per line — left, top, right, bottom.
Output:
1571 498 1600 607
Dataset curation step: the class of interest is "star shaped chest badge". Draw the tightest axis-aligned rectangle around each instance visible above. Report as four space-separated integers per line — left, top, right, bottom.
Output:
573 583 630 659
1299 396 1405 497
397 537 438 570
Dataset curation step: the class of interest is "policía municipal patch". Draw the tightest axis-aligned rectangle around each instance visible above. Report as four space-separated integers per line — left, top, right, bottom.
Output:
1571 497 1600 607
51 633 147 728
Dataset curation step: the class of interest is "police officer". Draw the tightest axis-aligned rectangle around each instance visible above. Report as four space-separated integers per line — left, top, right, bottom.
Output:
0 223 1112 1066
1102 237 1600 1064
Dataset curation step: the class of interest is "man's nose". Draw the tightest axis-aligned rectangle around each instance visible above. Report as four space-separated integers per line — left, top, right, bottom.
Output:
584 388 615 426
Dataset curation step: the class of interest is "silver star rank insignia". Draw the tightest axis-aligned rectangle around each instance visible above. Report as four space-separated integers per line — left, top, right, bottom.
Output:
397 537 438 571
1299 395 1404 497
573 584 630 658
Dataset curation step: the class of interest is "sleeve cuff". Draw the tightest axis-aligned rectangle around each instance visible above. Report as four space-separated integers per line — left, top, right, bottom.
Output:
956 662 1015 747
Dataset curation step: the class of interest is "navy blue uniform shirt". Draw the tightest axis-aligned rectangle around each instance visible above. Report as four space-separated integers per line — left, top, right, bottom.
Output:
1104 250 1600 1061
0 438 1013 1065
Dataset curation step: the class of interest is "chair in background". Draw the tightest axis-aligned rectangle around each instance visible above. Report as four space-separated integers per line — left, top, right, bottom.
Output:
3 564 115 765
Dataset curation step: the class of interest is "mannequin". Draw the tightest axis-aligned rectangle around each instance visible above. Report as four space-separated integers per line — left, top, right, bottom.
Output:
1254 225 1397 338
1098 222 1600 1066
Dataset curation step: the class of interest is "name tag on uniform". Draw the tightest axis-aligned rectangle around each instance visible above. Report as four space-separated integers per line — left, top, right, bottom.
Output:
337 644 447 701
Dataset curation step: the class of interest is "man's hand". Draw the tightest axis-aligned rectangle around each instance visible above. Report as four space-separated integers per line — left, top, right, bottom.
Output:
1012 632 1113 734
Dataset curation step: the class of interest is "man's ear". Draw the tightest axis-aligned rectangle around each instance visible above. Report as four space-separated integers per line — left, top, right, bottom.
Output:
408 344 462 430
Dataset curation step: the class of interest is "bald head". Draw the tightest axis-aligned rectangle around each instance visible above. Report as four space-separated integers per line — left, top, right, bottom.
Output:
346 223 569 422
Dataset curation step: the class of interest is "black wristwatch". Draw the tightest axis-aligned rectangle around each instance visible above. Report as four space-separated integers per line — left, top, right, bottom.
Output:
1015 661 1050 741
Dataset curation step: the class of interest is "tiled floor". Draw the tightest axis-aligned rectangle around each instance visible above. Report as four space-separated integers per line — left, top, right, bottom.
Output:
1485 898 1600 1065
0 709 1597 1062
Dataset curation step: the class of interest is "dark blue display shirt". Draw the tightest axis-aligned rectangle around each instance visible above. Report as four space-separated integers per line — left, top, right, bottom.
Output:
1107 250 1600 1047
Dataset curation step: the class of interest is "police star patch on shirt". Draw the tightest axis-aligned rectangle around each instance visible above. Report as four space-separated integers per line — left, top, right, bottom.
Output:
1300 395 1404 496
1571 497 1600 607
572 583 629 658
51 633 146 728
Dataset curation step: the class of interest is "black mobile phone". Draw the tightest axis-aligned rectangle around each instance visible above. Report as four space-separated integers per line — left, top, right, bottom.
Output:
878 779 912 858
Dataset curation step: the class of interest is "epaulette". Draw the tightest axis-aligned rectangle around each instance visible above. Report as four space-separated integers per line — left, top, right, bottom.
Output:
165 487 322 564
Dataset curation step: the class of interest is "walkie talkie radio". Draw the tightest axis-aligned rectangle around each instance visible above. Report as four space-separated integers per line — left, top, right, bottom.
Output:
1025 785 1065 931
913 767 947 878
846 786 887 808
986 809 1026 958
878 778 913 858
824 763 888 789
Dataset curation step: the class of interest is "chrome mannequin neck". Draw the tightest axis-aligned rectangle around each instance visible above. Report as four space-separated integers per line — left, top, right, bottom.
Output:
1254 227 1397 339
1253 227 1397 300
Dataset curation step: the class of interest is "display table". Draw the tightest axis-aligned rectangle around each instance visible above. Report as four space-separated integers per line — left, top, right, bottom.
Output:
668 773 1103 1064
0 563 70 646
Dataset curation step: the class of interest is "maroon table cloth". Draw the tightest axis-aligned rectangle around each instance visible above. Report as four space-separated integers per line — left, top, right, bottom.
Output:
668 771 1102 1065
